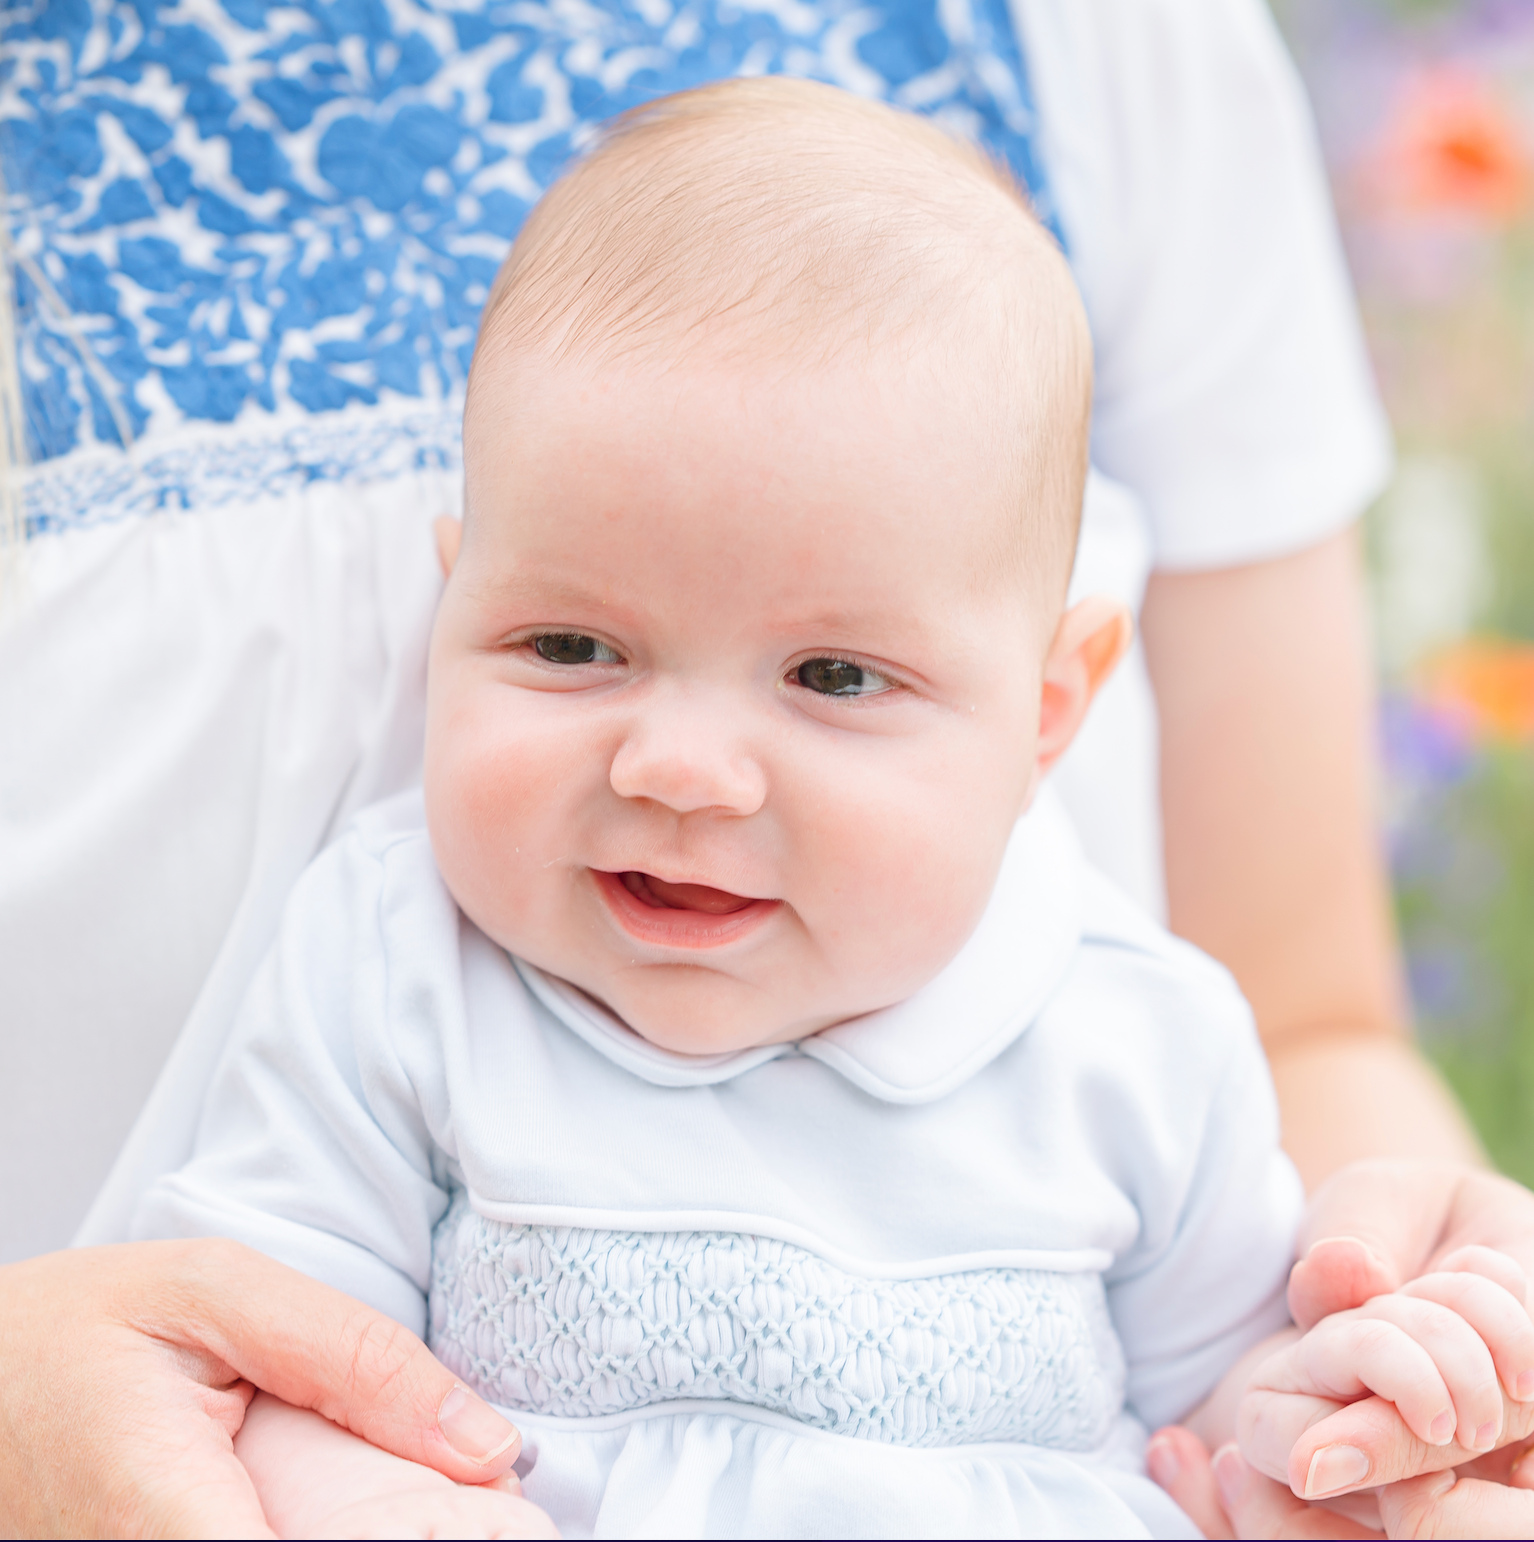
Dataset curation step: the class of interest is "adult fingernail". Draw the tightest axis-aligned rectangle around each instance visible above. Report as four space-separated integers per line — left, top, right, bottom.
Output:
1474 1419 1499 1451
1212 1444 1248 1510
1307 1235 1384 1268
1304 1445 1370 1498
1517 1370 1534 1402
1145 1436 1179 1490
438 1383 520 1465
1429 1409 1456 1445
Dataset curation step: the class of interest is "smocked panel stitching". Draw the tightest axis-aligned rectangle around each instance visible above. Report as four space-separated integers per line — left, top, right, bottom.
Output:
427 1191 1123 1449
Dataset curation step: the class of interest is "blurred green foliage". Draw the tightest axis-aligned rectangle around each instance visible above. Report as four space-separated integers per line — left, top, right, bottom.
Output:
1284 0 1534 1180
1398 736 1534 1181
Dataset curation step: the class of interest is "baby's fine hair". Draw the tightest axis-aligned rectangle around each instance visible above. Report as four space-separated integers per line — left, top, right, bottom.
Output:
470 77 1092 598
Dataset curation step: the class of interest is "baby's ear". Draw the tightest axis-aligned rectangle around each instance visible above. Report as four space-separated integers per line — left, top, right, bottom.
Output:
434 515 463 579
1033 595 1133 778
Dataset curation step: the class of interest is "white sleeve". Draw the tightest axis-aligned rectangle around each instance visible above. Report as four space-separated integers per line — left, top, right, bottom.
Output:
1016 0 1393 569
131 826 455 1338
1105 988 1304 1430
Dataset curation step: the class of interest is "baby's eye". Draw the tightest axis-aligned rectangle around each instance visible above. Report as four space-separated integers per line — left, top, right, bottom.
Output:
793 658 893 697
532 633 622 665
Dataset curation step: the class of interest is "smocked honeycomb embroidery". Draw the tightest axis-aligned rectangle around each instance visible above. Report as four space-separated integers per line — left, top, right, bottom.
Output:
427 1192 1123 1448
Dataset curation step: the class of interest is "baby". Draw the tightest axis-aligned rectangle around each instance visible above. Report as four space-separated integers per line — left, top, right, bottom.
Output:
137 80 1534 1538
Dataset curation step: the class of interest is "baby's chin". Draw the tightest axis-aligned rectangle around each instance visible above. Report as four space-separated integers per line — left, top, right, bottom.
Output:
575 962 854 1058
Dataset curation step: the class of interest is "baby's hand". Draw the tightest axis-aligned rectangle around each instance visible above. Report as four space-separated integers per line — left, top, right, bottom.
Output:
1238 1243 1534 1502
304 1471 554 1540
238 1391 559 1539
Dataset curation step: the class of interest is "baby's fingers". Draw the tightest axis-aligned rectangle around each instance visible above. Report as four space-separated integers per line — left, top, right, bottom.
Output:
1401 1263 1534 1405
1354 1292 1506 1450
1436 1244 1531 1312
1260 1311 1465 1447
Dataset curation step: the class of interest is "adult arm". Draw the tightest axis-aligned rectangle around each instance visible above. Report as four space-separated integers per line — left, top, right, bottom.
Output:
1140 526 1482 1189
1138 533 1534 1536
0 1240 523 1539
1030 6 1530 1529
1028 2 1476 1175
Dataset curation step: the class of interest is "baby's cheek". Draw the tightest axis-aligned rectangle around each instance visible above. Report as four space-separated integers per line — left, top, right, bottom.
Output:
424 696 558 930
797 783 998 996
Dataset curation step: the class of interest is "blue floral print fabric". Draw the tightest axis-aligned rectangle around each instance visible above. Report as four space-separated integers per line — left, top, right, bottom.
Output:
1 0 1053 483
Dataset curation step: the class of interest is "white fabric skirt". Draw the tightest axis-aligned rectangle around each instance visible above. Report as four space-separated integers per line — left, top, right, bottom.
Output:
509 1405 1199 1540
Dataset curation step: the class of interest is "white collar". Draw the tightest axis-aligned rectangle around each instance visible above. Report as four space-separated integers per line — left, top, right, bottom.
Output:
513 786 1085 1105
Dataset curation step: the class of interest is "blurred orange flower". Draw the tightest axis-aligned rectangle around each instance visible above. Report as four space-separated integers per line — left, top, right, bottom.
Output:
1418 640 1534 742
1373 70 1531 221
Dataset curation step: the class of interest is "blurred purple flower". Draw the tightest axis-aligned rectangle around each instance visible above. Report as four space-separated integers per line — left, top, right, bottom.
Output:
1408 942 1471 1023
1381 691 1479 787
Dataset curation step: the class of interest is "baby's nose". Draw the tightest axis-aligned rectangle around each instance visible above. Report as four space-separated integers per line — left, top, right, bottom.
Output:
608 691 767 816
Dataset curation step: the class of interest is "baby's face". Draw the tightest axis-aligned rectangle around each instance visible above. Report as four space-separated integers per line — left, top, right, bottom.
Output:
427 351 1055 1054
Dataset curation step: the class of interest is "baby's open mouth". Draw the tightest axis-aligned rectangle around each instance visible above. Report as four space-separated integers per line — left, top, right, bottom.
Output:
593 868 778 949
619 871 757 914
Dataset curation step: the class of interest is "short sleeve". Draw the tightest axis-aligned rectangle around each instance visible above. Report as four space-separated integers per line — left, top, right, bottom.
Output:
1104 988 1305 1429
131 815 456 1338
1015 0 1393 569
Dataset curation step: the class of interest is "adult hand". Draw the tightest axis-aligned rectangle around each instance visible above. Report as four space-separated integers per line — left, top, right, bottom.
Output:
1148 1429 1534 1539
1287 1160 1534 1328
0 1239 530 1539
1148 1158 1534 1536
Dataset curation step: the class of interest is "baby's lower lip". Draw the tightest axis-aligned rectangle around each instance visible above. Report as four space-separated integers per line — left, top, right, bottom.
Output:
593 869 779 949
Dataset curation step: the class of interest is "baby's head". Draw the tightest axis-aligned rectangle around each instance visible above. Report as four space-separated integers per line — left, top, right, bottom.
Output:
426 78 1126 1054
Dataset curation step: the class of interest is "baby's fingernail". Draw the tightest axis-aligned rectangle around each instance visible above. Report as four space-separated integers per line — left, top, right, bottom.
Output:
438 1383 520 1465
1474 1419 1500 1451
1145 1437 1179 1490
1517 1370 1534 1402
1212 1444 1248 1510
1429 1409 1456 1445
1304 1444 1371 1498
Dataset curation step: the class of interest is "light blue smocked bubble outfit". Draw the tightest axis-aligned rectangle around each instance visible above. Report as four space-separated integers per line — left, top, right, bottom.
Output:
3 0 1057 526
136 789 1303 1538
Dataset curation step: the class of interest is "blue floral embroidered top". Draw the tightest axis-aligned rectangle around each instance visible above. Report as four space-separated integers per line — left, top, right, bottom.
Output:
1 0 1053 519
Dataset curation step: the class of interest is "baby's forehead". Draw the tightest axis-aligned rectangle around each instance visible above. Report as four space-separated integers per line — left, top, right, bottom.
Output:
464 340 1062 643
475 79 1069 369
466 78 1090 607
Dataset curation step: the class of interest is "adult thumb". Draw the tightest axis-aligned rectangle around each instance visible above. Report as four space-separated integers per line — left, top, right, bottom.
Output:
155 1240 522 1482
1288 1236 1400 1329
1291 1160 1456 1327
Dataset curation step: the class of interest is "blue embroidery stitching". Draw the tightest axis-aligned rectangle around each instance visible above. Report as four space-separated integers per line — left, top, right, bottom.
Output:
429 1194 1125 1448
2 0 1053 523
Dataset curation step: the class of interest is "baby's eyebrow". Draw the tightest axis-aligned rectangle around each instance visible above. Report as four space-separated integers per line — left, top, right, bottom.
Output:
462 569 618 613
779 610 954 661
